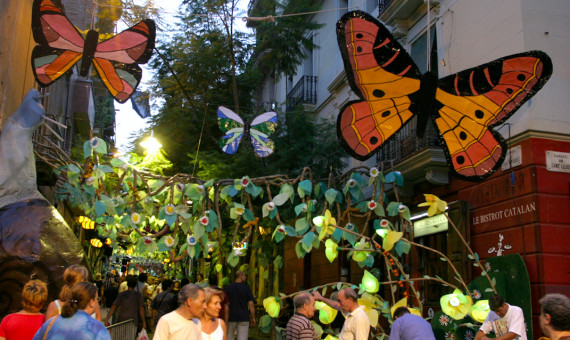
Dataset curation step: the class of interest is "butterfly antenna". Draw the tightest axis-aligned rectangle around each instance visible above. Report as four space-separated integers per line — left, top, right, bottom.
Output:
191 104 209 177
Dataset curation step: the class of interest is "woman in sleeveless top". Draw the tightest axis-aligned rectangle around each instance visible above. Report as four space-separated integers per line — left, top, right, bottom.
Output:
200 287 227 340
45 265 102 321
0 280 48 340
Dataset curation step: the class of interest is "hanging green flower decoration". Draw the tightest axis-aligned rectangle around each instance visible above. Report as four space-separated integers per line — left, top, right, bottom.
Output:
418 194 447 217
360 270 380 293
263 296 280 318
325 239 338 263
470 300 490 323
315 301 338 324
440 289 473 320
313 209 336 240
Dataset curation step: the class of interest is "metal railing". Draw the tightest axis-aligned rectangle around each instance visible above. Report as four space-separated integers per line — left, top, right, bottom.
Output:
106 319 137 340
286 75 317 112
378 0 395 15
375 116 441 163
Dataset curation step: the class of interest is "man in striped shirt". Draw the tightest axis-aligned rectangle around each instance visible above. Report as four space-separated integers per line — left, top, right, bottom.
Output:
286 292 318 340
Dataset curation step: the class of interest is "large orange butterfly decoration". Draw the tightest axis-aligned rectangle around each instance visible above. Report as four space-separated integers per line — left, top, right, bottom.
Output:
31 0 155 103
336 11 552 182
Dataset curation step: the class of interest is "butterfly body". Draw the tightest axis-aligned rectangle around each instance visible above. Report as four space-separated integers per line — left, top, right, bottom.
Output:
336 11 552 181
31 0 155 103
217 107 278 158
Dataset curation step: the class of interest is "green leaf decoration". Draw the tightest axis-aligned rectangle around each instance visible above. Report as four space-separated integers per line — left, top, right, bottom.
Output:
295 217 309 235
395 240 411 256
83 140 91 159
302 231 316 249
98 165 114 173
110 158 124 168
385 171 403 186
299 180 313 194
258 315 273 334
68 164 81 174
94 200 107 217
194 222 205 239
94 138 107 154
295 241 307 258
279 184 295 203
227 252 239 267
273 193 290 206
374 204 385 217
243 208 255 222
294 203 307 216
387 202 401 216
325 188 338 205
315 182 327 198
274 255 283 269
165 213 177 227
283 225 297 236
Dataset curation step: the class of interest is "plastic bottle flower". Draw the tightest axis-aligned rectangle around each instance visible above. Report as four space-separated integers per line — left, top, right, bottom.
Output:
142 236 154 245
314 209 336 240
164 204 175 215
325 239 338 263
196 184 205 195
368 200 378 210
315 301 338 324
199 215 209 226
263 296 280 318
240 176 250 187
90 137 100 149
418 194 447 216
176 183 185 192
469 300 490 323
360 270 380 293
187 234 197 246
369 167 379 178
85 176 95 186
440 289 473 320
267 202 275 211
348 179 356 187
164 235 176 247
131 212 142 225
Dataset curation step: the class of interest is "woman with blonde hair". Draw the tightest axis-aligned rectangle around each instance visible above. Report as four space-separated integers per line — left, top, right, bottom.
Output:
45 264 101 321
0 279 48 340
200 287 227 340
32 282 110 340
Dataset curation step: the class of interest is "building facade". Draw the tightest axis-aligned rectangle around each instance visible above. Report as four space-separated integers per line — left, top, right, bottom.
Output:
250 0 570 337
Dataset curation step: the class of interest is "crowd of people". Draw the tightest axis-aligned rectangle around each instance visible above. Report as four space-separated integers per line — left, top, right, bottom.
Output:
1 264 569 340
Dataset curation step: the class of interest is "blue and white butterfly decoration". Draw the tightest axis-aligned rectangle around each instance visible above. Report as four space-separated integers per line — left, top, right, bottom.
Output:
217 106 278 158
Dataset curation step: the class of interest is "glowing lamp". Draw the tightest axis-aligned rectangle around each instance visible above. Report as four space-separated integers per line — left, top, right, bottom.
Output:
90 238 103 248
361 270 379 293
440 289 473 320
315 301 338 324
263 296 280 318
470 300 490 323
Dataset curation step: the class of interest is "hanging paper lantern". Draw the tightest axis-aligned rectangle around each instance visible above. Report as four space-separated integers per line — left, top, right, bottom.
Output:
325 239 338 263
440 289 473 320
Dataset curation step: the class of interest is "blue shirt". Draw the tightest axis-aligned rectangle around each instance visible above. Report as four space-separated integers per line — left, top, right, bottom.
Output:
32 310 111 340
389 313 436 340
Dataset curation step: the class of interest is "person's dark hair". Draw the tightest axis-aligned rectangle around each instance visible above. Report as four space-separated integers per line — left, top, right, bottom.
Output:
181 278 190 287
21 279 48 313
342 288 359 302
162 279 173 290
127 276 138 288
540 293 570 331
208 273 218 286
293 292 313 310
138 272 148 283
59 265 89 302
61 282 97 318
489 294 506 311
178 283 204 305
393 306 410 318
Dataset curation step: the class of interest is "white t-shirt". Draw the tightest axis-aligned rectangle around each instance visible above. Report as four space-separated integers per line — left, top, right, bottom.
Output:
479 304 527 340
339 306 370 340
154 310 203 340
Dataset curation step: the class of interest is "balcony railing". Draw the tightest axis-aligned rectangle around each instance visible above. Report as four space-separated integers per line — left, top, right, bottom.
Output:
375 116 441 164
286 76 317 112
378 0 395 15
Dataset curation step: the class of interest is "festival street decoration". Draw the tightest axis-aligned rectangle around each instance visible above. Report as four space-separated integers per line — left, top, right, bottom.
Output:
217 106 278 157
31 0 156 103
335 11 552 182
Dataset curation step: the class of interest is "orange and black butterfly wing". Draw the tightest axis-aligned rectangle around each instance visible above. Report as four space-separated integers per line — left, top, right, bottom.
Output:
433 50 552 181
336 11 422 160
31 0 86 86
92 20 156 103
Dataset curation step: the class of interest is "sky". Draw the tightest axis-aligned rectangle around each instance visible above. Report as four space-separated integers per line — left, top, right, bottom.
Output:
114 0 251 153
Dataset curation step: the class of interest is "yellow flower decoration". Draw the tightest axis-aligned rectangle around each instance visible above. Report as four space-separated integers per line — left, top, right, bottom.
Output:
325 239 338 263
263 296 280 318
390 297 422 319
440 289 473 320
358 293 379 327
470 300 490 323
315 301 338 324
324 335 338 340
314 209 336 240
352 239 369 262
418 194 447 217
383 231 403 251
361 270 379 294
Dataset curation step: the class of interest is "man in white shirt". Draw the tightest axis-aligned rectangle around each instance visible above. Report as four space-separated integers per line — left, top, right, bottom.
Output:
475 294 527 340
154 283 207 340
312 287 370 340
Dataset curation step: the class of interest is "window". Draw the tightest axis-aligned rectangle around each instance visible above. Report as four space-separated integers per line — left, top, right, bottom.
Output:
338 0 348 18
410 25 438 75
